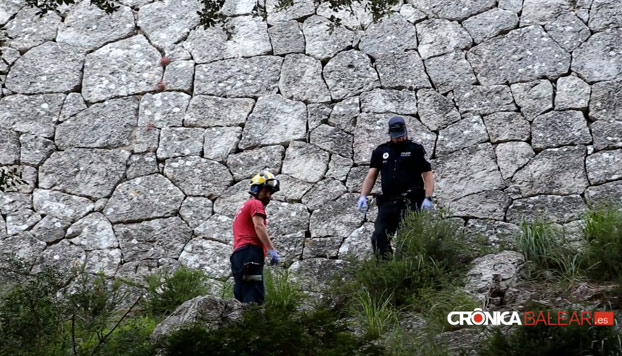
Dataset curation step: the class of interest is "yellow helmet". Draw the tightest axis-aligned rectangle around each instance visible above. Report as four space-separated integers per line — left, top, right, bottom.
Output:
249 171 280 196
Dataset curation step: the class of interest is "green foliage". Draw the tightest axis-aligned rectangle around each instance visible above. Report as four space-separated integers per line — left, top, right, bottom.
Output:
385 329 451 356
517 218 582 281
143 266 210 318
352 288 398 338
159 304 383 356
264 268 304 311
478 307 622 356
413 286 480 332
582 205 622 282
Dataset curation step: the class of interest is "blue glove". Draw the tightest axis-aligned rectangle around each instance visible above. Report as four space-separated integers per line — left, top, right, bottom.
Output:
357 195 368 213
267 249 281 266
421 198 434 211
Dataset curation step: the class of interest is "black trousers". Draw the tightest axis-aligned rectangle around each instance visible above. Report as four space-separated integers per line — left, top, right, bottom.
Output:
230 244 265 304
371 192 424 259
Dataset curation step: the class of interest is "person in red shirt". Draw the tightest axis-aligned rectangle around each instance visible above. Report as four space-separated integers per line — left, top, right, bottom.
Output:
230 171 281 304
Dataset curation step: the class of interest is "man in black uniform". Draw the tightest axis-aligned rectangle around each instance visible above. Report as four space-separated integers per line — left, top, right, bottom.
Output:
357 116 435 258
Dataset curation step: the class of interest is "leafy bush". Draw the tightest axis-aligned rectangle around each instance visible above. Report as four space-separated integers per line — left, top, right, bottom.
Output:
413 285 480 332
583 205 622 282
352 288 398 338
143 266 211 317
159 305 384 356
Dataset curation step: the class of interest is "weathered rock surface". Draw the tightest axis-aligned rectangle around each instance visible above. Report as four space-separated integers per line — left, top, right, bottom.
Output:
591 121 622 151
115 217 192 262
376 51 430 90
56 1 135 51
462 8 518 44
139 92 190 128
448 190 511 220
226 145 285 181
56 97 139 149
483 112 530 143
6 42 84 94
269 20 305 56
66 212 117 250
506 195 587 223
586 149 622 185
164 157 232 198
82 35 161 103
510 80 553 120
468 26 570 85
104 174 185 223
309 193 364 237
464 250 524 303
416 19 472 59
288 258 347 292
572 29 622 83
195 56 282 97
360 89 418 115
555 76 591 110
238 95 306 149
453 85 516 115
157 128 205 159
137 0 200 50
33 189 94 222
39 149 129 199
204 126 242 162
279 54 330 103
512 146 588 196
310 124 353 158
410 0 496 21
424 51 477 93
303 15 354 61
282 141 329 183
0 94 65 138
324 50 380 100
495 142 535 179
531 111 591 150
178 238 231 279
184 95 254 128
436 115 488 155
358 14 417 59
589 81 622 122
433 143 504 201
417 89 461 131
5 7 61 52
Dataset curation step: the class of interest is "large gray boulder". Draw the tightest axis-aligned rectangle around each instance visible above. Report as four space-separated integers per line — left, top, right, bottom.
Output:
265 0 316 25
453 85 516 115
416 19 472 60
279 54 331 103
269 20 305 56
282 141 329 183
510 80 553 120
506 195 587 224
178 238 232 279
301 179 348 211
163 157 232 198
56 97 139 149
591 121 622 151
448 190 511 220
358 14 417 59
182 26 226 64
115 217 192 262
82 35 162 103
416 89 461 131
302 15 354 61
137 0 200 50
495 142 535 179
328 97 359 133
66 212 118 250
360 89 418 115
589 81 622 122
5 42 84 94
33 189 94 222
512 146 588 196
179 197 213 229
150 296 244 343
585 180 622 205
436 115 489 156
310 124 353 158
589 0 622 31
324 50 380 100
30 216 70 244
464 250 524 303
483 112 530 143
194 56 282 97
194 214 234 244
223 16 271 58
586 149 622 185
531 111 591 150
433 143 504 201
468 26 570 85
309 193 364 238
376 51 430 91
339 222 374 260
238 95 306 149
204 126 242 162
184 95 254 128
0 128 19 165
138 92 191 128
555 76 591 110
0 94 64 138
424 51 477 93
39 149 130 199
104 174 185 223
544 13 590 52
19 134 58 166
572 29 622 83
0 233 45 267
288 258 347 292
462 8 518 44
226 145 285 181
520 0 573 26
5 7 61 52
156 128 205 159
410 0 496 20
56 1 135 51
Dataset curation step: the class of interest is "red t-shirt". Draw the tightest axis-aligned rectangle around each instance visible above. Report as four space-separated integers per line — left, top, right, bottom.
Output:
232 198 267 255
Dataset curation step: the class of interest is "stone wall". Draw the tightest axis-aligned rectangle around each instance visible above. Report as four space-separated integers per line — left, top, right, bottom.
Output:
1 0 621 289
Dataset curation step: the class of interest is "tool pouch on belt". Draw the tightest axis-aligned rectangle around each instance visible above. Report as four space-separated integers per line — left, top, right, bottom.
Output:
242 262 263 282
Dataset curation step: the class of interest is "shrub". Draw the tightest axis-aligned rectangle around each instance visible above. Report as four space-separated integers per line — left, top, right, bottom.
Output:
413 285 480 332
352 288 398 338
143 266 211 317
583 205 622 282
517 218 582 281
264 268 304 311
159 305 384 356
479 308 622 355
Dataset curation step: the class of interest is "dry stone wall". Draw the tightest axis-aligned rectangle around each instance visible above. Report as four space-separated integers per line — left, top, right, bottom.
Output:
1 0 622 290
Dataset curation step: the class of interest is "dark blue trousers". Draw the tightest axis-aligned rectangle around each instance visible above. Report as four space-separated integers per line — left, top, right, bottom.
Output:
230 244 265 304
372 193 423 259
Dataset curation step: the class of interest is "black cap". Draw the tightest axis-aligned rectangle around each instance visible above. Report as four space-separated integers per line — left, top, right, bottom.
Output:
388 116 407 138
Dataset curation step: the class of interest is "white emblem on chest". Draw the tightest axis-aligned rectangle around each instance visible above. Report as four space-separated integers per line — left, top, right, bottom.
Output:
400 152 411 157
382 152 389 159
